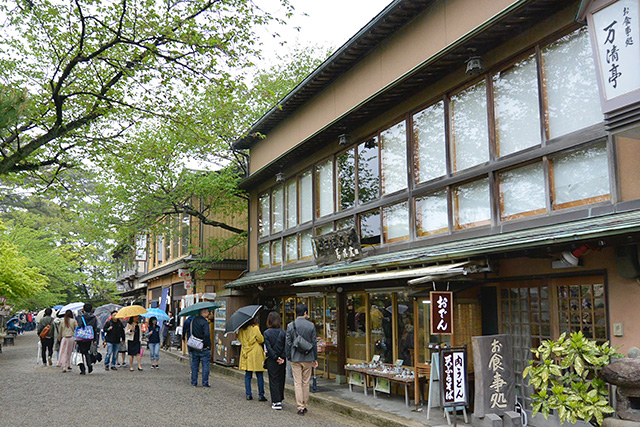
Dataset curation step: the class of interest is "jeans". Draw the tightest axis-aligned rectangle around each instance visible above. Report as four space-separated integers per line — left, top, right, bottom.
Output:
105 342 120 367
245 371 265 399
190 349 211 386
148 343 160 361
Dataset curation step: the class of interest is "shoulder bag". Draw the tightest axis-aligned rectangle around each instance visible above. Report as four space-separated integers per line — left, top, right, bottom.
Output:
74 316 94 342
39 321 52 339
186 319 204 351
292 320 313 354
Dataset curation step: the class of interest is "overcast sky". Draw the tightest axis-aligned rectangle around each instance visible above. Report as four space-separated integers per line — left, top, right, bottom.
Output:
257 0 393 65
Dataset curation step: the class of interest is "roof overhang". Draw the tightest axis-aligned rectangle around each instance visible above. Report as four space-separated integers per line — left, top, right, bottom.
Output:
225 210 640 289
238 0 576 189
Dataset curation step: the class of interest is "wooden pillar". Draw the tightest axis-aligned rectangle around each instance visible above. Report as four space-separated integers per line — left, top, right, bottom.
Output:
337 291 347 379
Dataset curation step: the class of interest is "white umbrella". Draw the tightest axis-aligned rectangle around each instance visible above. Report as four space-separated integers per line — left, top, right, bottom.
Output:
57 302 84 317
35 308 57 323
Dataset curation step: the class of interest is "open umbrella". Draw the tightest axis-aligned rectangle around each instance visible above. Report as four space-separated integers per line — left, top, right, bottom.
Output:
140 308 170 322
96 312 113 329
114 305 147 319
35 308 57 323
178 301 221 318
95 303 123 317
224 305 262 334
53 305 63 310
57 302 84 317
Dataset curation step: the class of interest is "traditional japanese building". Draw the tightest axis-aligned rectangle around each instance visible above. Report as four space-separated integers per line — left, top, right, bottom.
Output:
226 0 640 424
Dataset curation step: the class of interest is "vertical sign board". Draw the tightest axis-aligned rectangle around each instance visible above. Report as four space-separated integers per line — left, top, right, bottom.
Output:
159 287 170 313
430 291 454 335
587 0 640 113
440 347 468 408
472 334 515 419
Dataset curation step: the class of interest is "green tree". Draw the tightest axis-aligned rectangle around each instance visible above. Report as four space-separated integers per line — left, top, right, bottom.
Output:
523 331 621 426
0 0 292 178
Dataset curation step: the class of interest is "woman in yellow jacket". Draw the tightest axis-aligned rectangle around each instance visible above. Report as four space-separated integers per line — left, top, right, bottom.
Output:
238 317 267 401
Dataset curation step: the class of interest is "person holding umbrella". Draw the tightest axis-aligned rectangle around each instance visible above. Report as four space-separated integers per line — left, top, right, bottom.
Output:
238 317 267 401
76 303 99 375
183 306 212 387
125 316 143 371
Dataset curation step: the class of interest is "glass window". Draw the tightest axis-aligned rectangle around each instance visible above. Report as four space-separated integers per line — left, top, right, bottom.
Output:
380 121 408 194
164 218 171 260
397 291 415 367
299 170 313 224
413 101 446 183
336 217 355 231
499 162 546 220
271 240 282 266
299 230 313 260
258 243 270 268
315 223 334 236
415 189 449 237
451 80 489 171
156 235 164 264
369 292 393 364
316 159 334 218
346 294 367 361
358 137 380 204
272 185 284 234
551 143 610 209
258 192 270 237
359 209 381 246
453 178 491 229
494 53 541 156
337 149 356 211
285 235 297 263
172 215 180 258
285 180 297 229
542 28 602 139
382 201 410 243
181 213 190 255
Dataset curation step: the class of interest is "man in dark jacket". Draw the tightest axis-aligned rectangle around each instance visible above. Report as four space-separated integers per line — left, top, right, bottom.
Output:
103 310 125 371
77 303 99 375
285 304 318 416
185 309 211 387
37 308 55 367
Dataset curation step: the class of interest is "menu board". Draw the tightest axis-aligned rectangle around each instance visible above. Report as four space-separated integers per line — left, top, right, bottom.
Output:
214 299 227 331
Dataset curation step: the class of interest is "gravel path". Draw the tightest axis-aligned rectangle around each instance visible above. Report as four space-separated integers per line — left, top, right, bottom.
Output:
0 331 373 427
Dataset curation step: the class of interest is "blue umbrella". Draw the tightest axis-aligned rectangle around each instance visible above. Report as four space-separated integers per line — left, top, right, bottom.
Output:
53 305 63 310
57 302 84 317
140 308 170 322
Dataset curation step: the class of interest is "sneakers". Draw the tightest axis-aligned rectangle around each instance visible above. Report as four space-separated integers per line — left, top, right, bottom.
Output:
111 366 118 370
297 409 305 416
271 402 282 410
48 357 52 366
258 396 268 402
105 365 110 371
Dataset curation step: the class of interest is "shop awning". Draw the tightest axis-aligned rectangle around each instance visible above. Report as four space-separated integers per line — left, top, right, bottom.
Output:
292 262 470 287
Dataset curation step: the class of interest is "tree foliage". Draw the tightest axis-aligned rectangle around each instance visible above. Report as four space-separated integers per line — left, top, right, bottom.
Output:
523 331 621 426
0 0 292 178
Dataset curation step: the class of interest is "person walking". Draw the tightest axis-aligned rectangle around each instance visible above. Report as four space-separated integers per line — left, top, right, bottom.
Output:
103 311 125 371
162 311 176 350
77 303 99 375
264 311 286 410
184 309 211 387
58 310 77 373
37 308 55 367
285 303 318 416
238 317 267 402
125 316 143 371
146 317 161 369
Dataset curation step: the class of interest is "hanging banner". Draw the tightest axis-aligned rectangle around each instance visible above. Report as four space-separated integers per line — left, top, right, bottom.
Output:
430 291 453 335
159 287 170 313
440 347 468 408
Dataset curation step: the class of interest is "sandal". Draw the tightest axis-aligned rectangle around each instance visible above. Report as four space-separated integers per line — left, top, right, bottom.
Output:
138 367 143 371
130 368 134 372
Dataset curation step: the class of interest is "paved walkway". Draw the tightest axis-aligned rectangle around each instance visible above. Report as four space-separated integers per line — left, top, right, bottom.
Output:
0 331 373 427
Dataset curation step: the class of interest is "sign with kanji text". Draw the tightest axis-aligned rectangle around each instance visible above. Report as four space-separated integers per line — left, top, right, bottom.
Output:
440 347 468 407
183 279 193 290
430 291 453 335
472 334 515 418
312 227 363 266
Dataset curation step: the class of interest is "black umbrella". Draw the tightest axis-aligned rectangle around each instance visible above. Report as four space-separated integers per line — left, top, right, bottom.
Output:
224 305 262 335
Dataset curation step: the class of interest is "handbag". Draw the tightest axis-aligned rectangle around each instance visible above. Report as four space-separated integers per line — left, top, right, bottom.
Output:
74 317 94 342
292 321 313 354
71 351 83 366
39 324 51 339
186 319 204 351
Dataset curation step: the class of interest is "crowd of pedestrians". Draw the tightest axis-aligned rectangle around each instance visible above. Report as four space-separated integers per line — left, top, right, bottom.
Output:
32 301 320 416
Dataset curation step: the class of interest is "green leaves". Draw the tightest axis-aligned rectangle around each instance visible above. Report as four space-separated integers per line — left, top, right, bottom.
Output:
522 331 622 426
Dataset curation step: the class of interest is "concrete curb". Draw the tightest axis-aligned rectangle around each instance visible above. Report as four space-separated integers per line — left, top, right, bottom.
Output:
161 349 426 427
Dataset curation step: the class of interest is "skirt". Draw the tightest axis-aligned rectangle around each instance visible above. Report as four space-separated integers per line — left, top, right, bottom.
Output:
118 341 127 353
127 340 141 356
